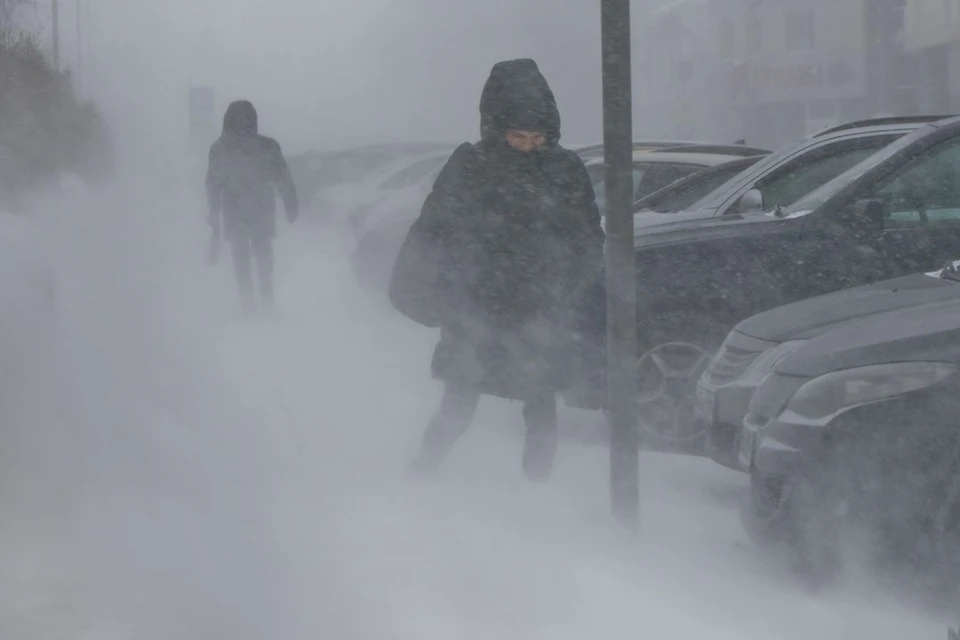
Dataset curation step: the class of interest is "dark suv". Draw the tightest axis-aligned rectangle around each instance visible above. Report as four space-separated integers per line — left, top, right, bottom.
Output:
565 116 960 450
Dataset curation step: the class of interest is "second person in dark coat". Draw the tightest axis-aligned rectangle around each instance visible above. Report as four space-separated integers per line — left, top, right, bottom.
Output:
206 100 299 314
391 59 605 481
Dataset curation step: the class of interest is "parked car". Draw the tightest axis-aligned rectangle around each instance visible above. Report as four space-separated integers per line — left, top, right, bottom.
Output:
327 149 453 237
563 115 959 450
288 142 454 211
737 268 960 582
352 148 765 292
699 268 960 472
345 152 451 240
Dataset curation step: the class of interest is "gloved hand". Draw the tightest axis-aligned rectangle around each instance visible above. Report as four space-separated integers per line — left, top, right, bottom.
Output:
286 207 299 224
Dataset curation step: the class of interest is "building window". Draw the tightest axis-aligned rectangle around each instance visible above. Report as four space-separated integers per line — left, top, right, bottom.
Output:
746 10 762 56
785 11 815 52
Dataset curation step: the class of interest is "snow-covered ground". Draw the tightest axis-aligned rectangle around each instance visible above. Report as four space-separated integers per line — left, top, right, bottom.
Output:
0 181 951 639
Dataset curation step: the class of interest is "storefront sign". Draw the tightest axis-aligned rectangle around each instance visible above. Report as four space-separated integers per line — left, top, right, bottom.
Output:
729 59 857 102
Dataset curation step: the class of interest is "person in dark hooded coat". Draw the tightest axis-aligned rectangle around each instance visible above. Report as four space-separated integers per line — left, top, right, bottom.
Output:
206 100 299 314
390 59 604 481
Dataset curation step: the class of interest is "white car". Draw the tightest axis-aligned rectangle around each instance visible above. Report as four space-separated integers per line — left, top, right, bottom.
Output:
319 150 453 239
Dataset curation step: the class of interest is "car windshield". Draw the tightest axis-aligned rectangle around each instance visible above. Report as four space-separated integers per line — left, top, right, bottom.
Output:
638 160 759 213
782 127 932 216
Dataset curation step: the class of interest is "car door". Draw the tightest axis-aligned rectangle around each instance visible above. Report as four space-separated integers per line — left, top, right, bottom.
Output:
781 136 960 303
848 135 960 276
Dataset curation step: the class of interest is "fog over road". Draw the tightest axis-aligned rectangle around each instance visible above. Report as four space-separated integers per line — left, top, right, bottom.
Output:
0 176 946 639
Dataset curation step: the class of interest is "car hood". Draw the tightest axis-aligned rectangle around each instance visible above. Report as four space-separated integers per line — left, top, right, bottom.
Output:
736 272 960 343
774 296 960 378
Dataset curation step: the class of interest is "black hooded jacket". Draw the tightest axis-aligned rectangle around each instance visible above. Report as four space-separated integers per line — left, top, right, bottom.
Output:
206 100 299 240
389 59 604 399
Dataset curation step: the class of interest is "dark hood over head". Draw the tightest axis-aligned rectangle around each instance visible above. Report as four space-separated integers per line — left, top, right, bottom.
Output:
479 59 561 144
223 100 258 137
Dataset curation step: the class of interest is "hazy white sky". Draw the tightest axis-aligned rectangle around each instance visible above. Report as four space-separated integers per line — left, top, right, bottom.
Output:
60 0 611 154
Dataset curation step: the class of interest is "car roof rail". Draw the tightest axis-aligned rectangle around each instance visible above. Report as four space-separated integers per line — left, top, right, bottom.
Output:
651 144 771 157
814 115 957 137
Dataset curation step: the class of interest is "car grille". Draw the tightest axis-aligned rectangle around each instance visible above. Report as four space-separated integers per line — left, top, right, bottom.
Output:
707 344 763 386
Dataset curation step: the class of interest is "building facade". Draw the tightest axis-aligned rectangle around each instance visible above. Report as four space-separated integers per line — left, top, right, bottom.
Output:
634 0 931 149
902 0 960 113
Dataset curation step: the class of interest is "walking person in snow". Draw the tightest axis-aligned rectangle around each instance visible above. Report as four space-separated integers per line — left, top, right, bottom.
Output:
206 100 299 314
389 59 604 481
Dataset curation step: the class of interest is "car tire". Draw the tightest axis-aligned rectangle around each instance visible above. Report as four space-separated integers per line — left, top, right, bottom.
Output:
740 472 793 546
781 459 845 587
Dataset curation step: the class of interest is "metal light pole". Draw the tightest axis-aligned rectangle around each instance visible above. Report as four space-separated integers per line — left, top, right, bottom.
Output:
601 0 638 530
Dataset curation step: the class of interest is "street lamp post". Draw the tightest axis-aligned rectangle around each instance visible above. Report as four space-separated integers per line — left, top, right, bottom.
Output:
601 0 638 530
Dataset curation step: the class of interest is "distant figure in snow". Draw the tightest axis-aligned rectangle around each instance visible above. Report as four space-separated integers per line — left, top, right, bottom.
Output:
389 59 605 481
206 100 299 314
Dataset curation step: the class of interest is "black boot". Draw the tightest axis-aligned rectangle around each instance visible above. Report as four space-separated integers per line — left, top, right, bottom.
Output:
407 384 480 478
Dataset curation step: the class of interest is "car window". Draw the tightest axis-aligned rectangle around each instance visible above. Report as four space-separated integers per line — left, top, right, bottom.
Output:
642 161 757 213
380 157 445 190
736 135 901 214
634 163 703 200
856 137 960 227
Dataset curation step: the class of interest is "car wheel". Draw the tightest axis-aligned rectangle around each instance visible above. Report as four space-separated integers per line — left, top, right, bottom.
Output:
774 426 884 586
631 311 726 450
633 340 713 448
781 461 845 586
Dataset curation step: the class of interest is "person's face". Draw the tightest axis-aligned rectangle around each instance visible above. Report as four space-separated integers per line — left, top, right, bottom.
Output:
505 130 546 153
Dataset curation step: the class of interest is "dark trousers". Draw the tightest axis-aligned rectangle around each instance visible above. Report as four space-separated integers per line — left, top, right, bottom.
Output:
414 383 559 481
230 235 273 314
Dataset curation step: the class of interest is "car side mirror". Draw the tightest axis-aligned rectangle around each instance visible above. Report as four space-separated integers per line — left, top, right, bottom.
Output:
738 188 764 213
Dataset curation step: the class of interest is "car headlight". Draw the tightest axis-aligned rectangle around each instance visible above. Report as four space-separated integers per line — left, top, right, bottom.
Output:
741 340 806 385
783 362 958 422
